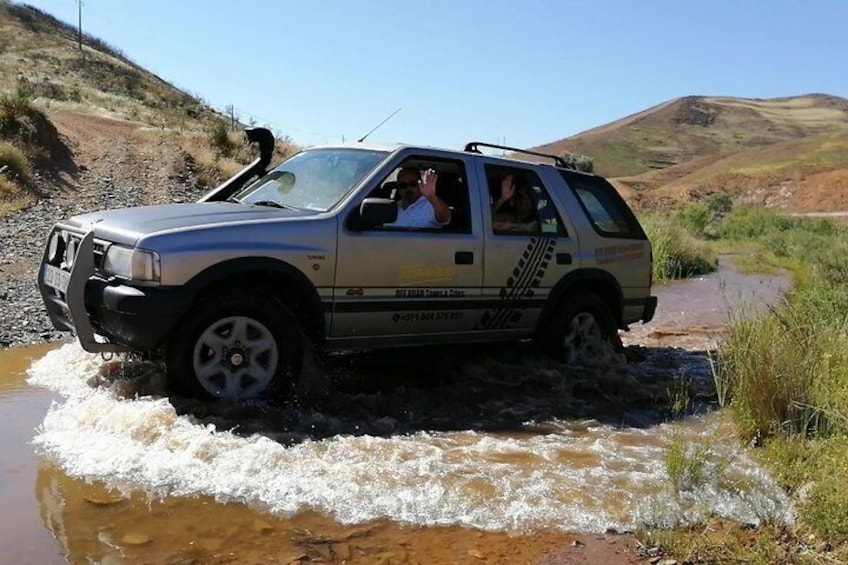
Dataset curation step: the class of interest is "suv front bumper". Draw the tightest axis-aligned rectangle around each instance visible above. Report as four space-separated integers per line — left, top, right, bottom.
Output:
38 231 190 353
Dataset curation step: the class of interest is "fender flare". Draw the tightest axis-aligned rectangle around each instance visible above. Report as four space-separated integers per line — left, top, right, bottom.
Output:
538 268 624 331
181 256 325 341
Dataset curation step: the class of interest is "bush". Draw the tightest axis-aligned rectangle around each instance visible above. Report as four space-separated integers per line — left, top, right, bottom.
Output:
558 152 594 173
0 175 16 199
0 141 29 180
716 206 798 241
641 214 717 281
207 120 231 153
706 193 733 219
674 202 710 239
0 87 35 131
0 87 43 149
16 76 82 103
718 269 848 440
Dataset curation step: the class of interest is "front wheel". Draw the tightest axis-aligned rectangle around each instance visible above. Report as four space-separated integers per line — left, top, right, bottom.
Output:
166 293 303 401
539 293 622 366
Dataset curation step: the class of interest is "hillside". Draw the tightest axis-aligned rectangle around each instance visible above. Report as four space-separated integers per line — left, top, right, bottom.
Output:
0 2 216 130
0 1 295 214
535 95 848 211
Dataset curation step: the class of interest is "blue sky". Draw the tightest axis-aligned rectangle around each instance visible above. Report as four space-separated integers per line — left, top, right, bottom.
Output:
23 1 848 149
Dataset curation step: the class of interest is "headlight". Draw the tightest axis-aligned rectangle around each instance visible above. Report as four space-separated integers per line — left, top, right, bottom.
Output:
103 245 160 282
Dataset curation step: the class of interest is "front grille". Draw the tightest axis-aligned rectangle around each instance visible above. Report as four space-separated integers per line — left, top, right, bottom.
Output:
93 241 106 269
53 230 108 272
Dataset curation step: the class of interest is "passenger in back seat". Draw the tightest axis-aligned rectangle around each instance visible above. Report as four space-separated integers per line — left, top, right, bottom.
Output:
493 173 540 232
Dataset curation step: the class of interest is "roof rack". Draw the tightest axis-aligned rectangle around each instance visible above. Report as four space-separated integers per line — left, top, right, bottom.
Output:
463 141 568 168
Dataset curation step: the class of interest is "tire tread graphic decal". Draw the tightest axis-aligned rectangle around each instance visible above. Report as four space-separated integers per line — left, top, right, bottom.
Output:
475 237 556 330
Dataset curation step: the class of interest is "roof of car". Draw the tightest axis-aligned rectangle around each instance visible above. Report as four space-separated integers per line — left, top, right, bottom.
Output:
304 141 560 169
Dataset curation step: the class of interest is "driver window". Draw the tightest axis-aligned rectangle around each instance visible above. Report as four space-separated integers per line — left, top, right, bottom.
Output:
366 157 471 233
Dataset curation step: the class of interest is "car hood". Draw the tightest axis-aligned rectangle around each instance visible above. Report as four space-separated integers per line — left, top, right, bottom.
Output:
64 202 315 246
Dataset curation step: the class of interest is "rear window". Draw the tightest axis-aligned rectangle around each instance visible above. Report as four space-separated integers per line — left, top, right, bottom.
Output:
559 170 645 239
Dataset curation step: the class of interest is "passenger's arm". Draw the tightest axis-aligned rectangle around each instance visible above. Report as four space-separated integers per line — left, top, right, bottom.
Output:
419 169 451 225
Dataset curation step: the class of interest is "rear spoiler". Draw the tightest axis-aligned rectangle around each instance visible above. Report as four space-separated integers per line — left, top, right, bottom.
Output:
198 127 276 202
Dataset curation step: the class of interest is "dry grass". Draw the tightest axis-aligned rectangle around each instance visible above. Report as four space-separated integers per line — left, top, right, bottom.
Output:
0 139 28 178
0 3 220 134
0 2 302 214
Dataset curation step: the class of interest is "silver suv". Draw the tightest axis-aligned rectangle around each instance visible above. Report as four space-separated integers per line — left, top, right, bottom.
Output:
37 130 656 401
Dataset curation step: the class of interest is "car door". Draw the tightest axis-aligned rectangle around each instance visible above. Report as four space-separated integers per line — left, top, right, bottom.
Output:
332 150 485 342
475 160 580 334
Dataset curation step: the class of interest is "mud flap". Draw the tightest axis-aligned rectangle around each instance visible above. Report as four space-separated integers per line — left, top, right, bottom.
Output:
293 335 332 405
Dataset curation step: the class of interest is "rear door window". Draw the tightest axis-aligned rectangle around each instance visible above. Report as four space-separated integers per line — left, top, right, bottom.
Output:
559 170 645 239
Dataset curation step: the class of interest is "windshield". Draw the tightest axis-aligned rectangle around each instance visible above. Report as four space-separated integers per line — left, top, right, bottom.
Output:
234 148 388 211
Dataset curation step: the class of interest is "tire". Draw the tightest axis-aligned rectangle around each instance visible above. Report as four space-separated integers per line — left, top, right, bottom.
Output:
165 292 303 401
539 292 622 365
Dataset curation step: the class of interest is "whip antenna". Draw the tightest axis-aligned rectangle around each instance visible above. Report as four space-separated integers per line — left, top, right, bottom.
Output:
357 107 402 142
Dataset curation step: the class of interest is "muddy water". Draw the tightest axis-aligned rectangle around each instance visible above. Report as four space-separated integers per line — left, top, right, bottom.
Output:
623 254 792 350
2 259 793 564
0 342 68 564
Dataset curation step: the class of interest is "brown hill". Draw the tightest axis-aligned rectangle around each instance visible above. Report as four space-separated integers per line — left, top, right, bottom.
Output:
0 1 296 213
534 95 848 211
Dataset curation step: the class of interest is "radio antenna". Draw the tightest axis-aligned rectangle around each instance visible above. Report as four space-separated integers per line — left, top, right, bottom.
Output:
357 107 402 142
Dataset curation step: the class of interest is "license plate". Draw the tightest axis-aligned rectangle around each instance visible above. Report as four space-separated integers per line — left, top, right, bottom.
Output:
43 264 71 293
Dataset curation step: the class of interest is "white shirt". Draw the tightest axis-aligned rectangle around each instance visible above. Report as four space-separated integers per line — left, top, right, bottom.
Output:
388 195 443 228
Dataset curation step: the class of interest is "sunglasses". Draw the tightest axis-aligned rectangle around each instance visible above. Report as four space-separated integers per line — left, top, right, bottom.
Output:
397 180 419 188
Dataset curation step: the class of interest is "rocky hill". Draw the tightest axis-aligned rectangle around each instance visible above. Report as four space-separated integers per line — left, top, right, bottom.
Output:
534 94 848 211
0 1 295 347
0 1 295 214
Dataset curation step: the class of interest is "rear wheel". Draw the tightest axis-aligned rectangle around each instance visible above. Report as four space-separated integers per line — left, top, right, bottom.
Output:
166 293 303 401
540 293 622 365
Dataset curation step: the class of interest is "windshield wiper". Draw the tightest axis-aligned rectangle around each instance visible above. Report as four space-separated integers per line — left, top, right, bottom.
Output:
252 200 297 210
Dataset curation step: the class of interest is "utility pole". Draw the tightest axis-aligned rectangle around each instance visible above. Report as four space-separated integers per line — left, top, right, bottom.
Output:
77 0 83 51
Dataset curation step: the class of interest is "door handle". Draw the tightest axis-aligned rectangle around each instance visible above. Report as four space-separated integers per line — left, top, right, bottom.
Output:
455 251 474 265
556 253 572 265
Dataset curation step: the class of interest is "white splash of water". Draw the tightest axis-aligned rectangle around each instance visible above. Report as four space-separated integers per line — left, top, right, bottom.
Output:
27 343 794 532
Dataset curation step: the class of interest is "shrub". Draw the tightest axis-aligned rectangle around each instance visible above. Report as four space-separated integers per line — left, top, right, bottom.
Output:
0 87 42 148
674 202 710 239
0 87 35 125
718 306 819 438
665 428 712 495
0 141 29 181
718 264 848 440
0 175 16 199
706 193 733 219
207 119 237 158
641 214 717 281
675 195 734 239
558 152 594 173
716 206 797 241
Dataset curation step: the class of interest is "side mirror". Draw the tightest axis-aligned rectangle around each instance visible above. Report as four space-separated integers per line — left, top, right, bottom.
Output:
354 198 398 229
